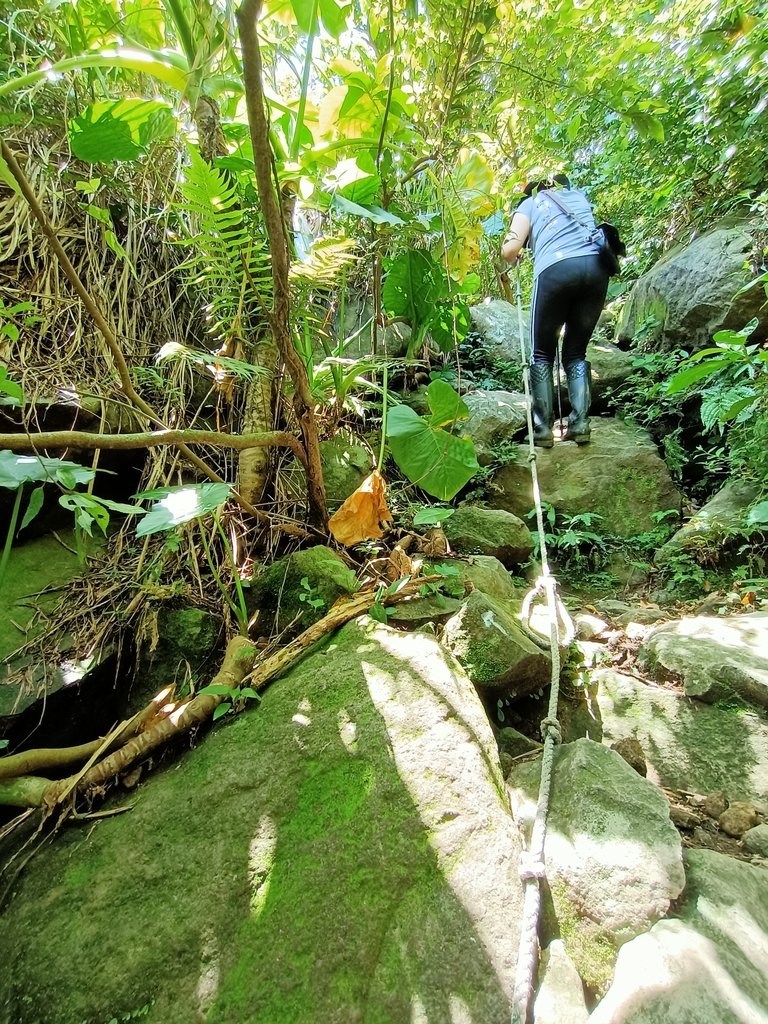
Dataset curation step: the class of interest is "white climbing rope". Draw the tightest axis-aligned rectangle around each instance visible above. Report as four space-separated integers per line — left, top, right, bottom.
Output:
510 264 572 1024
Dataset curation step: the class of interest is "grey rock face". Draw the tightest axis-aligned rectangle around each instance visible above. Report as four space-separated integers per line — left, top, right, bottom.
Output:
442 590 551 697
443 506 534 567
588 669 768 802
590 849 768 1023
655 478 763 566
638 612 768 709
508 739 684 943
618 220 768 352
743 823 768 857
489 418 681 538
557 341 636 414
462 389 527 462
0 619 523 1024
469 299 528 363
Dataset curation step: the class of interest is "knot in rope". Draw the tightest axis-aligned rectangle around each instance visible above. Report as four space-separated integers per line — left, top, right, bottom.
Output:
527 450 538 464
540 716 562 745
518 851 547 882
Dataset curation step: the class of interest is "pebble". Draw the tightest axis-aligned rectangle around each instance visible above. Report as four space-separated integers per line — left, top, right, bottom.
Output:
719 801 759 838
703 791 729 819
670 806 702 830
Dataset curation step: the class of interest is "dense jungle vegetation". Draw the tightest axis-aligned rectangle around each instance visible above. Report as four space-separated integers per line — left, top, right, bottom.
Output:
0 0 767 795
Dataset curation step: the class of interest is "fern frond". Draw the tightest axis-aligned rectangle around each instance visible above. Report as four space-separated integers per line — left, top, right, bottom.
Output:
290 237 359 287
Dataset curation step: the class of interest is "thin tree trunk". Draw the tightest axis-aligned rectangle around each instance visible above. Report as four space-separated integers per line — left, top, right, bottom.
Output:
236 0 328 530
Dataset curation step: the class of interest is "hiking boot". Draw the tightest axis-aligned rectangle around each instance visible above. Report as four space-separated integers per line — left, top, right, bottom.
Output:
563 359 591 444
529 362 554 448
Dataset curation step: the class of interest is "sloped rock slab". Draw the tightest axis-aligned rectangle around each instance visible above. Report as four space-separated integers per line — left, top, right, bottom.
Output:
585 669 768 803
508 739 684 947
590 849 768 1023
655 478 763 566
638 612 768 708
442 590 551 697
0 619 523 1024
617 220 767 352
489 418 682 537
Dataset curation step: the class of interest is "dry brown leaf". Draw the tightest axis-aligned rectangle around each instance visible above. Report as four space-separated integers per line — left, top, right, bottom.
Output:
329 470 394 546
420 527 449 557
387 546 414 581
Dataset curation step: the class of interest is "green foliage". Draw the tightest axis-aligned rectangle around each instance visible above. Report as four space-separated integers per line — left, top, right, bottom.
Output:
528 504 608 573
133 482 232 537
298 576 326 611
198 681 261 722
69 99 176 162
386 380 479 500
175 148 272 349
412 506 455 527
382 249 470 358
0 299 41 349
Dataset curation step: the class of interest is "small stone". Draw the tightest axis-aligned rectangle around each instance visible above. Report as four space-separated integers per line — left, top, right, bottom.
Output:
610 737 647 777
575 613 609 641
742 823 768 858
669 805 701 830
719 801 759 837
703 791 729 819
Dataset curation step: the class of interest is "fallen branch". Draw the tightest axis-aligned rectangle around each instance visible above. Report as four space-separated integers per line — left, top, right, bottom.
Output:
1 576 442 809
0 692 168 782
0 428 308 466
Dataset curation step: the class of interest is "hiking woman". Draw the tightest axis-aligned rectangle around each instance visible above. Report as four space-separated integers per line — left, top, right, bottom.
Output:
501 174 609 447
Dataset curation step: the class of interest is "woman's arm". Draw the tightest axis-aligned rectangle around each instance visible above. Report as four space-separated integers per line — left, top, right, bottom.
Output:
501 212 531 263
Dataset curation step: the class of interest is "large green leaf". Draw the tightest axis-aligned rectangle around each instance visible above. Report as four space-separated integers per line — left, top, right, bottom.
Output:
0 49 190 100
429 298 471 354
386 404 478 501
134 482 232 537
331 193 405 225
319 0 350 37
0 452 95 490
382 250 449 335
70 99 176 162
425 379 469 428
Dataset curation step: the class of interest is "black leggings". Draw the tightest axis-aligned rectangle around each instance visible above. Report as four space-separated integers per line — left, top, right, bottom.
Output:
530 254 609 367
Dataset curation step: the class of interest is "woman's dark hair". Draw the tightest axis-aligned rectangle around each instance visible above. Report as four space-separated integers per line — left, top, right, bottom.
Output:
522 173 571 197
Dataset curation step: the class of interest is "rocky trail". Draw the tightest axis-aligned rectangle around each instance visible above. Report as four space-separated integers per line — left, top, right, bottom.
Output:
1 220 768 1023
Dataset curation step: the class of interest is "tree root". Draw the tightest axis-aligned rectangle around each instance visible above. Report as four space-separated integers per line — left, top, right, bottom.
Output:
0 577 441 810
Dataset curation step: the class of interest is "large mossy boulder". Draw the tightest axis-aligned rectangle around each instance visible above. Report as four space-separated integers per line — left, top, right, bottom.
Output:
489 418 681 538
618 220 768 352
132 605 222 710
590 849 768 1022
248 545 358 635
0 619 523 1024
443 506 533 567
423 554 521 604
281 434 373 511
